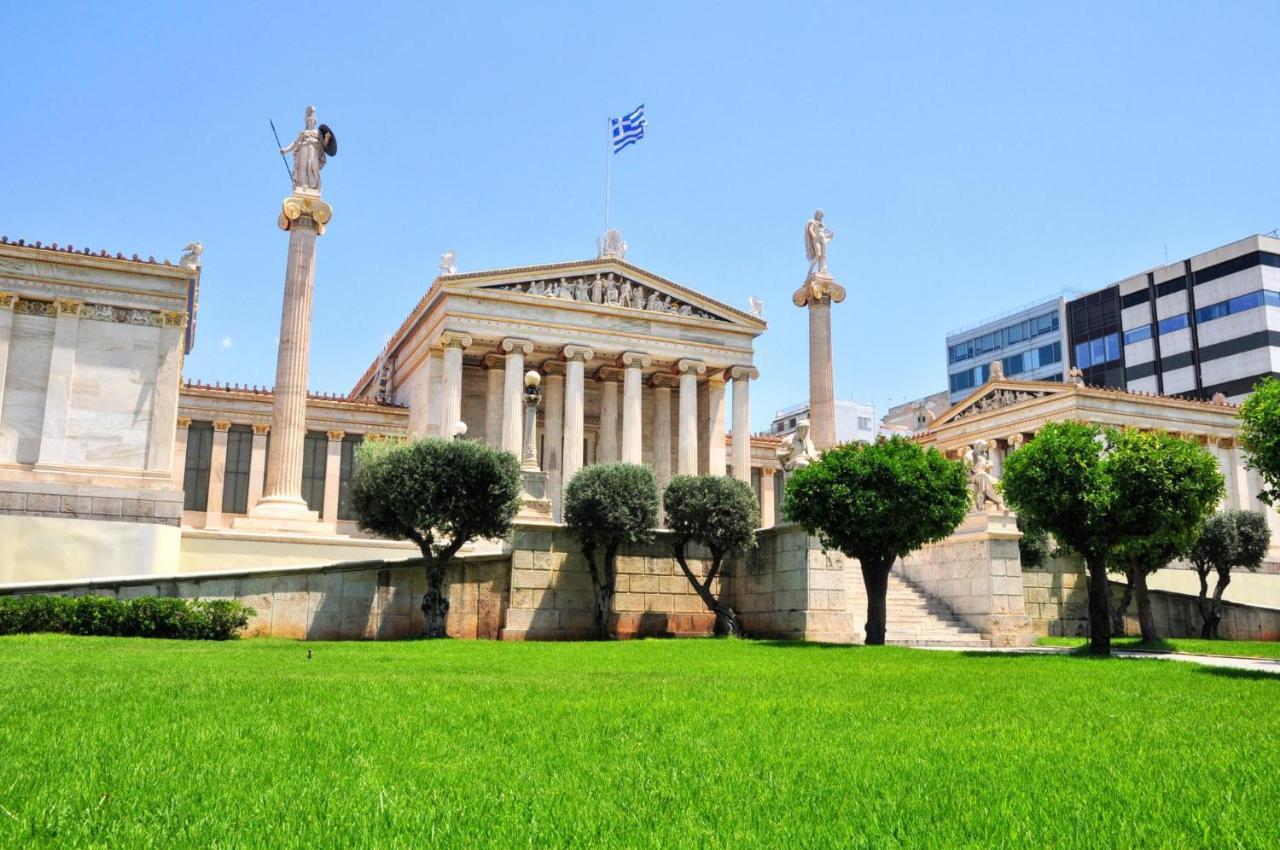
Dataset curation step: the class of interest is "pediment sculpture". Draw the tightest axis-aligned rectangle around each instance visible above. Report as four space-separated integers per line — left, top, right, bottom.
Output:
486 273 722 321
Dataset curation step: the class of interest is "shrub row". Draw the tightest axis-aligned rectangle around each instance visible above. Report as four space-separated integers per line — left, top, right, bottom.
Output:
0 595 254 640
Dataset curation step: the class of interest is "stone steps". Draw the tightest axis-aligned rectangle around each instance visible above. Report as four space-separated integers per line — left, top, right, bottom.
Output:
847 572 991 648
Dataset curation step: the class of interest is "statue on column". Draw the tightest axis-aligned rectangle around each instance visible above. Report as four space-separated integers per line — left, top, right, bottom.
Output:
963 439 1004 512
776 420 819 471
280 106 337 193
804 209 834 277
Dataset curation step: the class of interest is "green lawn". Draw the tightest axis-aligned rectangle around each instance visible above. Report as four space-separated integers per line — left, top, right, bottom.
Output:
1 637 1277 849
1037 635 1280 660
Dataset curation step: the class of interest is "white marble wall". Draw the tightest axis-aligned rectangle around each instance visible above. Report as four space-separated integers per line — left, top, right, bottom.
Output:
0 313 54 464
65 321 162 468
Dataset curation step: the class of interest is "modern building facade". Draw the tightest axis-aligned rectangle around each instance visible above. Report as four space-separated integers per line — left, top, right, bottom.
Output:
1066 233 1280 402
881 390 951 436
769 399 876 444
945 293 1073 403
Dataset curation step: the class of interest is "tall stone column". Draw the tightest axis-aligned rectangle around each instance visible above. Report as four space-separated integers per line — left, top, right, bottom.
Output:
441 332 472 440
705 373 727 475
484 355 504 448
323 430 344 521
561 346 593 488
205 420 232 528
792 274 846 451
247 423 270 510
727 366 758 482
651 375 675 494
542 363 565 518
173 417 192 491
620 352 649 463
37 298 83 465
760 467 776 528
501 338 533 455
597 370 620 463
250 191 332 524
677 359 705 474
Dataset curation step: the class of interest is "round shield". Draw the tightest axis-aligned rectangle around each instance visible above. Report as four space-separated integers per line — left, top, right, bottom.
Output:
319 124 338 157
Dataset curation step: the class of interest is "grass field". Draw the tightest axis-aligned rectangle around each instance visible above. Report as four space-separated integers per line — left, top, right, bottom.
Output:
1037 635 1280 660
1 636 1277 849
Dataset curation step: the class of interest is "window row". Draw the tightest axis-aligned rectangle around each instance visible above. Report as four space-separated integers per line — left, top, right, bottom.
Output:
1195 289 1280 325
949 341 1063 393
1073 333 1121 370
948 311 1060 364
182 425 364 521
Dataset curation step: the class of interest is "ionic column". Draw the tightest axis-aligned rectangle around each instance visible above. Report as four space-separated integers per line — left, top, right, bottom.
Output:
205 421 232 528
597 368 620 463
620 352 650 463
323 430 344 521
561 346 594 487
501 338 533 454
991 440 1006 479
705 373 727 476
727 366 758 482
173 417 193 491
441 331 473 440
483 354 505 448
651 374 675 494
247 423 270 509
37 298 83 465
542 362 566 518
148 311 187 472
676 359 705 474
0 294 16 454
760 467 777 528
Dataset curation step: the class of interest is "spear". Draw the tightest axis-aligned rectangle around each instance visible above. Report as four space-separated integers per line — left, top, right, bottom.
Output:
269 119 294 184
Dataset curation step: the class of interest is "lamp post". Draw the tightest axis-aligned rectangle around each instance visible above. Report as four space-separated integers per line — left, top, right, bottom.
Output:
522 370 542 471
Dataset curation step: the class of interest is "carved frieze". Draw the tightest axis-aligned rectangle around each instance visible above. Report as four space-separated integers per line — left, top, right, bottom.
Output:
954 388 1050 421
483 272 723 321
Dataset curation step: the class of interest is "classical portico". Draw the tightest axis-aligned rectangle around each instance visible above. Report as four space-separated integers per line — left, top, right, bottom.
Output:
350 259 767 517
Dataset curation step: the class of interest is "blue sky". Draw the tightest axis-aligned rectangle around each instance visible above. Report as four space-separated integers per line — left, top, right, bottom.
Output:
4 1 1279 430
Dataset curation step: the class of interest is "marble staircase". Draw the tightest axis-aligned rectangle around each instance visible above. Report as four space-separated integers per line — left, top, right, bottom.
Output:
846 572 991 647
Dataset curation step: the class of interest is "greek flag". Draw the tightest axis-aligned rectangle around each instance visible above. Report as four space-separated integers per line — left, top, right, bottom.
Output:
611 104 646 154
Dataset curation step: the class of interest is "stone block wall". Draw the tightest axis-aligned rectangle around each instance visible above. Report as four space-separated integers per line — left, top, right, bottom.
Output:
0 480 182 526
1111 582 1280 641
1020 554 1090 637
895 512 1034 646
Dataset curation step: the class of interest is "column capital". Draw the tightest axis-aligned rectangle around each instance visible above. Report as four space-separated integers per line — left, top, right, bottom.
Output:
675 358 706 376
0 292 15 311
595 366 622 383
1007 433 1025 449
176 416 193 429
213 420 232 432
541 359 566 377
650 373 679 389
562 344 594 363
726 365 759 381
440 331 473 350
619 351 652 369
326 430 346 442
160 310 188 329
501 337 534 356
53 297 83 317
482 353 505 370
761 466 776 478
252 423 271 436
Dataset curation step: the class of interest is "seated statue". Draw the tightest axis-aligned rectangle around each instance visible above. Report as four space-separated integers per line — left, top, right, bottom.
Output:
776 419 819 471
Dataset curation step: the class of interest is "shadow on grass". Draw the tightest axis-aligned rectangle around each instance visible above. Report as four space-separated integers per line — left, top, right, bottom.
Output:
752 640 868 651
1193 666 1280 682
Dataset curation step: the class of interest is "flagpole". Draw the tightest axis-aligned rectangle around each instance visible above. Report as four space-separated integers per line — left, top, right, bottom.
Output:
604 115 612 236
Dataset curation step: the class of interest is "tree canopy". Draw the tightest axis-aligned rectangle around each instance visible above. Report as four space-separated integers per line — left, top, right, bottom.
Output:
1189 509 1270 638
1239 376 1280 505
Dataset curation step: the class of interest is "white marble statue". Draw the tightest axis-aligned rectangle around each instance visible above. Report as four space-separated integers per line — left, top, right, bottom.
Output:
804 209 834 277
776 419 819 471
280 106 328 193
619 279 632 307
180 242 203 271
963 439 1004 512
575 278 589 301
590 274 604 304
439 251 457 275
598 228 627 260
748 296 763 318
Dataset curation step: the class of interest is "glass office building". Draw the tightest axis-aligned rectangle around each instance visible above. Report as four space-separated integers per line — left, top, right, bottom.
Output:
945 294 1073 403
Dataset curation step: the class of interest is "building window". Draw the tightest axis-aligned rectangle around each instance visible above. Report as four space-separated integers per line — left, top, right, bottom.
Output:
1075 333 1120 369
857 416 872 430
1123 325 1152 345
300 431 328 515
1121 289 1151 309
337 434 363 521
221 425 253 514
1157 313 1189 335
183 423 214 511
1195 289 1280 324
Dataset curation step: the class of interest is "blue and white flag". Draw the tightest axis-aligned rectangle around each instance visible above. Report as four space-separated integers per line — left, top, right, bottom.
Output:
611 104 646 154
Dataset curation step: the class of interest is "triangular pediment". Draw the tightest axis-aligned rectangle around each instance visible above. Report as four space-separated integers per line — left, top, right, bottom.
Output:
931 379 1075 429
437 258 765 330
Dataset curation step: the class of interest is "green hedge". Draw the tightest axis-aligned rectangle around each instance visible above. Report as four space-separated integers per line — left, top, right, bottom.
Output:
0 595 254 640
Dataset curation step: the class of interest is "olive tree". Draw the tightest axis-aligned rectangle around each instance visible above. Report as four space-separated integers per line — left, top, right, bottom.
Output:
349 437 521 638
662 475 758 637
782 437 969 645
562 463 658 640
1239 376 1280 505
1003 423 1222 655
1189 510 1270 639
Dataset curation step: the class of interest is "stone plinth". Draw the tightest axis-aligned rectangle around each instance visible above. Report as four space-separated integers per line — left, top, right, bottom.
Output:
517 470 554 523
896 510 1035 646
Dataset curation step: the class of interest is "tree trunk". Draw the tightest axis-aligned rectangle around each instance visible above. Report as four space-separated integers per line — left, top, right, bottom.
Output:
861 561 890 646
1084 555 1112 656
1110 570 1134 636
1132 569 1158 644
1194 565 1214 640
1207 569 1232 640
588 545 618 640
673 547 743 638
420 561 450 639
713 605 743 638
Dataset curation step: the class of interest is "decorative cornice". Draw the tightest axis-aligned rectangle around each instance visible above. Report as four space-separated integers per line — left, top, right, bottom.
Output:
619 351 652 369
160 310 187 329
326 430 346 441
252 423 271 436
562 344 594 363
725 365 759 381
500 337 534 356
14 299 54 317
675 358 707 376
53 297 83 317
440 331 473 350
212 420 232 432
0 292 15 310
